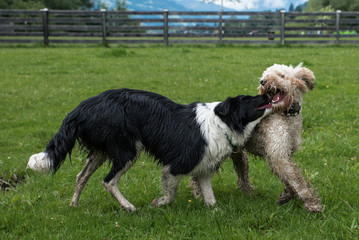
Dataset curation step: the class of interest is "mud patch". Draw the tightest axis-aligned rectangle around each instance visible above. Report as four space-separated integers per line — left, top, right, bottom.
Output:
0 173 25 192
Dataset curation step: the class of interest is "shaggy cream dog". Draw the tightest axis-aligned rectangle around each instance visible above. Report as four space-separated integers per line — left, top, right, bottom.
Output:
192 63 323 212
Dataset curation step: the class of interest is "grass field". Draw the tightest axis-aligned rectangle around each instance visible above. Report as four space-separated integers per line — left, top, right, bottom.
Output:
0 45 358 239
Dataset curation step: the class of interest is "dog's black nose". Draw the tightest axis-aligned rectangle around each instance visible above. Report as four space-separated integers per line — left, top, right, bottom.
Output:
260 79 267 86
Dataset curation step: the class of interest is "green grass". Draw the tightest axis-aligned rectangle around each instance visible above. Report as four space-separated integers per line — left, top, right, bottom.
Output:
0 45 358 239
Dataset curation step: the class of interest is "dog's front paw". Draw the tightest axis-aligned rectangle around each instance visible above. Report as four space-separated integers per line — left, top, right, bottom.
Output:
151 197 168 206
122 204 136 213
204 199 216 207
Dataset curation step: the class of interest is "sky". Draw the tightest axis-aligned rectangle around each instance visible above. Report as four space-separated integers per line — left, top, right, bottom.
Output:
211 0 308 11
94 0 309 11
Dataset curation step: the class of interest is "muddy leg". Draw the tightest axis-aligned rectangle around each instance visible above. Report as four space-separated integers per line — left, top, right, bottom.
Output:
232 150 253 194
189 176 201 198
152 166 182 206
268 155 322 212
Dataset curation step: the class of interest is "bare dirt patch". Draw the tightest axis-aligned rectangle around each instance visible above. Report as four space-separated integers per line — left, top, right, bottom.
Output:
0 173 25 192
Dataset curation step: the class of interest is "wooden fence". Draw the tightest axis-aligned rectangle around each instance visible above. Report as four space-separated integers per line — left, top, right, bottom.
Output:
1 9 359 45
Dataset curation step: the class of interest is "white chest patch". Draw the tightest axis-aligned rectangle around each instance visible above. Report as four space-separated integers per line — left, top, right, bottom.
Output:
192 102 239 176
192 102 271 176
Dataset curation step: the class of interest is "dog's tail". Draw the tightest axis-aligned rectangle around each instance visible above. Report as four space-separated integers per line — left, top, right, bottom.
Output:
27 110 80 173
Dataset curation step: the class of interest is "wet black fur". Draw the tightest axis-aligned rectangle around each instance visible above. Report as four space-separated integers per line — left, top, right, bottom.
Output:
44 89 269 183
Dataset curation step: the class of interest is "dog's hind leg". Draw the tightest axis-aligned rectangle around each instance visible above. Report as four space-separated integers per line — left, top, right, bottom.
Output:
152 166 182 207
102 158 138 212
231 150 253 194
102 143 143 212
70 152 106 207
268 155 323 212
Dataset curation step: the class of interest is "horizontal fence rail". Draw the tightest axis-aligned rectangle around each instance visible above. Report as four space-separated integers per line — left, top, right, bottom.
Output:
0 9 359 45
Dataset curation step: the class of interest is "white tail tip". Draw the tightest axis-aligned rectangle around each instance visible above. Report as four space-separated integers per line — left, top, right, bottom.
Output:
27 152 51 172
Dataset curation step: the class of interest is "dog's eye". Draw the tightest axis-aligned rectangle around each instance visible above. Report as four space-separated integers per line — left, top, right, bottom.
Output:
280 75 285 78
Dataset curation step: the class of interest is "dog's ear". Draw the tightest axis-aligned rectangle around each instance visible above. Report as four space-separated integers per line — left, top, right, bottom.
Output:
294 63 315 91
214 97 232 116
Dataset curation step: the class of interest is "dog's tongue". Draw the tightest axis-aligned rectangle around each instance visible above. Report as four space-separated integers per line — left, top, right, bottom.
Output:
258 103 272 110
272 92 283 103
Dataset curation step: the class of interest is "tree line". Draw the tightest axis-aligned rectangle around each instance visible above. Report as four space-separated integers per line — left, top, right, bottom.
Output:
307 0 359 12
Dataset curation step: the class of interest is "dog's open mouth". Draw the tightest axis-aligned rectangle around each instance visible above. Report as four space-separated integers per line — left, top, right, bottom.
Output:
257 88 286 110
271 90 285 104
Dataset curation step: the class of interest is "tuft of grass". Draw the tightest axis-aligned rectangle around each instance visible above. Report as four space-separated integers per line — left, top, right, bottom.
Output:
0 46 358 239
102 47 136 58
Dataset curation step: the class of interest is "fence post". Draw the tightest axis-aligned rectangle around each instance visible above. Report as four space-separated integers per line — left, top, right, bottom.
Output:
280 10 285 46
40 8 49 46
163 9 169 46
219 11 223 43
101 9 107 45
336 10 341 44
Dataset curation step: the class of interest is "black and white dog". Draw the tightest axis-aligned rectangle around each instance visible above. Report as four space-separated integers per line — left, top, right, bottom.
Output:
28 88 273 212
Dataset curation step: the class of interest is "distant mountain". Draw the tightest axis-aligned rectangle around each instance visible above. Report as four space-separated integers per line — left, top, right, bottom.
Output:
95 0 309 12
115 0 236 11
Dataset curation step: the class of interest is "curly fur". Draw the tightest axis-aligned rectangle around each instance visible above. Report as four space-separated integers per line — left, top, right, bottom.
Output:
239 63 322 212
191 63 323 213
